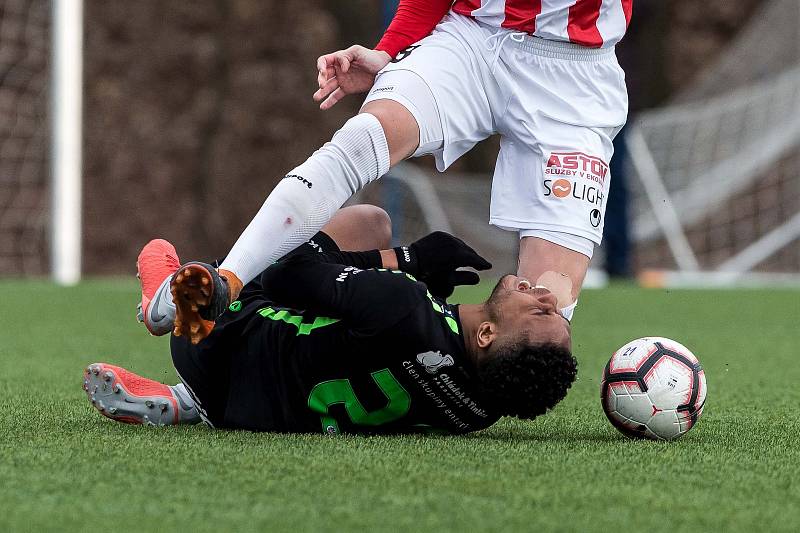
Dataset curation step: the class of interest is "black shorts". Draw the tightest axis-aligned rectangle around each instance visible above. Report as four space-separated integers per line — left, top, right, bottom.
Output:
170 231 339 429
171 330 281 431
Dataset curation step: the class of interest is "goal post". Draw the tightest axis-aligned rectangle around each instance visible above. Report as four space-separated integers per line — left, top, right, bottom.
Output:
50 0 83 285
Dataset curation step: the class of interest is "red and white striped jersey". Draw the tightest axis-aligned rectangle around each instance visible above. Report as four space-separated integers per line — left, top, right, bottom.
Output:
451 0 633 48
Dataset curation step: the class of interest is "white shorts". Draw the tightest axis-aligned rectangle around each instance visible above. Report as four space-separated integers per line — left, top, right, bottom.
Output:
363 12 628 257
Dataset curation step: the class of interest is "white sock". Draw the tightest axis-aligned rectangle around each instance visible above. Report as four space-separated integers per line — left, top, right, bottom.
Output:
219 113 390 285
560 300 578 322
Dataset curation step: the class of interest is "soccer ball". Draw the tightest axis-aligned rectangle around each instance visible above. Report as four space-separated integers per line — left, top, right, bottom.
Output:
601 337 707 441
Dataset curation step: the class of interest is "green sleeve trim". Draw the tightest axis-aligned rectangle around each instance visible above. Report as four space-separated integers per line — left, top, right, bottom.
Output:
368 269 459 335
257 307 339 335
426 291 459 334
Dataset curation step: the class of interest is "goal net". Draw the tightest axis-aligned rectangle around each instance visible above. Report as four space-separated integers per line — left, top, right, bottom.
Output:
626 0 800 287
0 0 50 276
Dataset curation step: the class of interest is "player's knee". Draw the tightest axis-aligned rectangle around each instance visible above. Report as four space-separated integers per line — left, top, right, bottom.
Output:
360 101 420 165
349 204 392 249
368 206 393 249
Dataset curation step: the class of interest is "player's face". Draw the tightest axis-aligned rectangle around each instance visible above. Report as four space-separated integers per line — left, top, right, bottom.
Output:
486 275 571 349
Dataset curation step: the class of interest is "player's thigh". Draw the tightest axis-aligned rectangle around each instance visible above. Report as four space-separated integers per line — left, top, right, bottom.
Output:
362 26 494 171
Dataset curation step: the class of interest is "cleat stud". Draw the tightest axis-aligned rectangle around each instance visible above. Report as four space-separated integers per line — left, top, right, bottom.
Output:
92 367 100 376
190 323 200 334
108 407 117 414
104 371 113 381
200 287 210 298
114 384 122 393
201 277 209 286
173 326 182 337
184 268 192 276
191 304 199 312
145 400 154 408
175 274 184 284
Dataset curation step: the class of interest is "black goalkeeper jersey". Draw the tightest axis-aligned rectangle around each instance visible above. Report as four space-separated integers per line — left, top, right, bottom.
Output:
170 234 500 435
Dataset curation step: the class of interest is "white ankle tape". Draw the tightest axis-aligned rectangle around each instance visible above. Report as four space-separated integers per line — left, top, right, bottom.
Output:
219 113 390 285
560 300 577 322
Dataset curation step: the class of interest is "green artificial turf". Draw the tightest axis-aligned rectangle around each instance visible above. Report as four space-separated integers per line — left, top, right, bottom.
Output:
1 279 798 532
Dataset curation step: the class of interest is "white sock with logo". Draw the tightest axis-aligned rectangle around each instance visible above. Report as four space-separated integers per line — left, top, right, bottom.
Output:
219 113 390 285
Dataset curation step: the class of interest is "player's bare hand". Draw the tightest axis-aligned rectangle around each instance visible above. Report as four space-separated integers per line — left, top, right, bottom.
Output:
313 46 392 110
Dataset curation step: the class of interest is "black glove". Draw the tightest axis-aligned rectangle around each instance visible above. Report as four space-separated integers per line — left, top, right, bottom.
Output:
394 231 492 299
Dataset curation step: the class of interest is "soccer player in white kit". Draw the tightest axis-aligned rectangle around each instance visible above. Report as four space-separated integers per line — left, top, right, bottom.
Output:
166 0 631 344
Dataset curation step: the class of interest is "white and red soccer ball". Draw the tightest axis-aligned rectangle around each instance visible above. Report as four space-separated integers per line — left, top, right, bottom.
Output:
601 337 707 441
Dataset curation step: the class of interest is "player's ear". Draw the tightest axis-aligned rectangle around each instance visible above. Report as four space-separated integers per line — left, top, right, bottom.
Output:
476 321 497 349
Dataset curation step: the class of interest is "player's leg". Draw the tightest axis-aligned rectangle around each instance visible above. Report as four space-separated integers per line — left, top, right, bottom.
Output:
490 122 618 319
489 38 627 320
214 101 417 292
489 120 620 320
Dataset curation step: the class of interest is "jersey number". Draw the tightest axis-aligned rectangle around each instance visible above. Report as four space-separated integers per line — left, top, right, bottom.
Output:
307 369 411 434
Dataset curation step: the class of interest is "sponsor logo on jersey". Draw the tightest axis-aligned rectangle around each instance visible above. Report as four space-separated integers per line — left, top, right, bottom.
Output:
543 152 608 207
416 350 455 374
284 174 313 189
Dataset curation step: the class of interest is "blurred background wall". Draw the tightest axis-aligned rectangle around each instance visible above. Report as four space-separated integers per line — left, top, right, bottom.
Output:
0 0 771 275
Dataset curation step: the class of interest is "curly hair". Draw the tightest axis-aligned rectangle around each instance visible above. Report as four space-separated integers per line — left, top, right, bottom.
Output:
477 342 578 420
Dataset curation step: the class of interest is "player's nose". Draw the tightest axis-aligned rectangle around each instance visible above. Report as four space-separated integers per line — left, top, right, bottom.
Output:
533 288 558 309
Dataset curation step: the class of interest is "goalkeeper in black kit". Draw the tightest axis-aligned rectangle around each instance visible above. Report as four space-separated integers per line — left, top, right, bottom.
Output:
84 206 576 435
